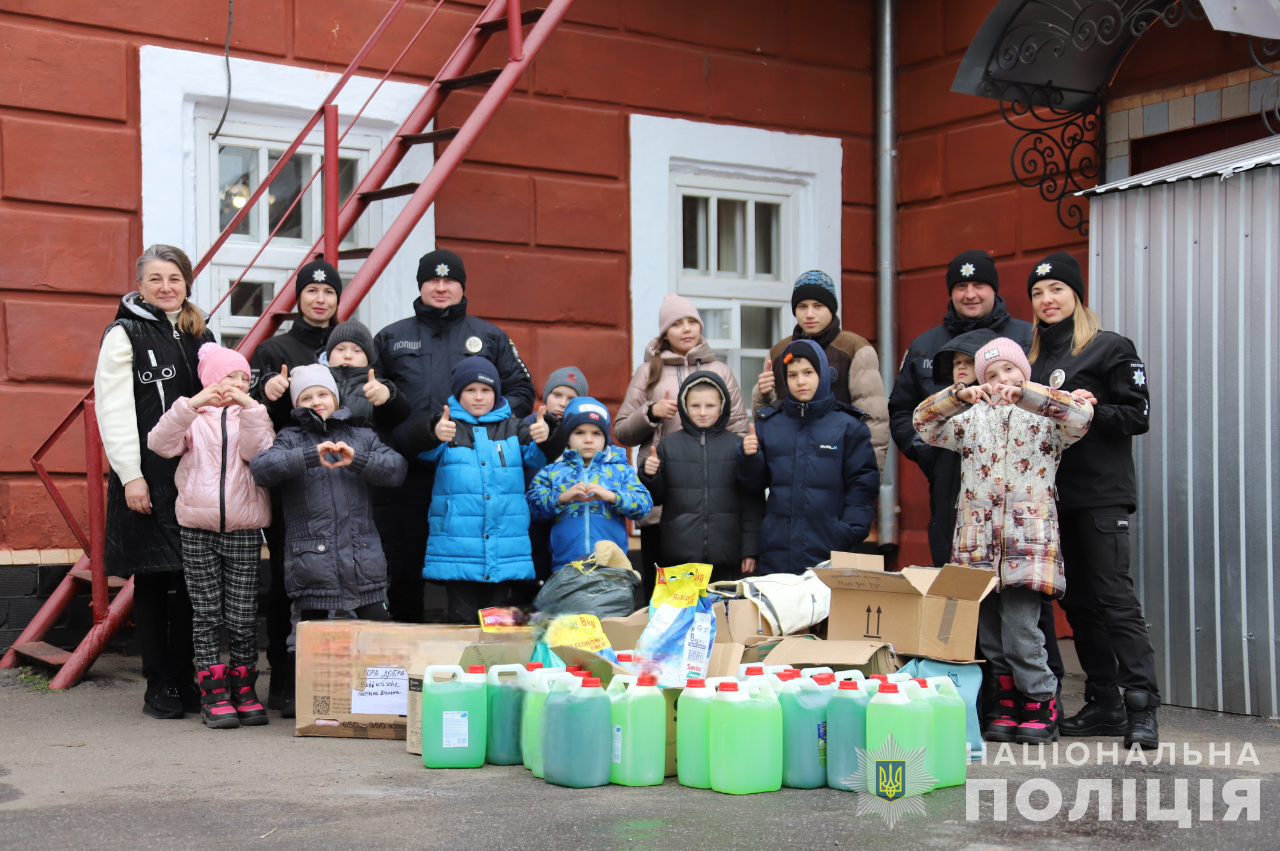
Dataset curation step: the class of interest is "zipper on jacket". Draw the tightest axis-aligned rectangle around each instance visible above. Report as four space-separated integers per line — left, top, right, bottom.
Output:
496 443 507 467
582 457 592 553
219 408 229 533
701 432 710 562
148 349 167 411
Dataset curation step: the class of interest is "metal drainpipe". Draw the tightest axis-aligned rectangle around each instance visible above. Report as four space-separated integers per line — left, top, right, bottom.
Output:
876 0 900 548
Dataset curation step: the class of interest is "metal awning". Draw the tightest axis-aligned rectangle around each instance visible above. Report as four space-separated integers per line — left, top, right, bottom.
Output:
1080 133 1280 194
951 0 1199 112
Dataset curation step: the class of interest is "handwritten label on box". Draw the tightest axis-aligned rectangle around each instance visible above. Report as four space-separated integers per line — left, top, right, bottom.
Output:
350 667 408 715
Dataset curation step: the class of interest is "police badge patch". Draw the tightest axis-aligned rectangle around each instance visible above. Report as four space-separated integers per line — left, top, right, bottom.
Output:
465 336 483 353
1050 369 1065 389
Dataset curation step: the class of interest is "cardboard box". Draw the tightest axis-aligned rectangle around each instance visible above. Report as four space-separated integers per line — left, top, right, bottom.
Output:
762 638 897 676
295 620 531 740
712 598 781 644
406 642 533 756
816 552 995 662
599 609 648 651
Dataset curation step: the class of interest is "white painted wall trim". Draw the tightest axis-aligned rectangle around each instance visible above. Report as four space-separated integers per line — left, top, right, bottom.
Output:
138 45 435 336
628 114 842 370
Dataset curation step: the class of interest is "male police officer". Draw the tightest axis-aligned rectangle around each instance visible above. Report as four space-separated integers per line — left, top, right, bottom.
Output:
374 249 534 622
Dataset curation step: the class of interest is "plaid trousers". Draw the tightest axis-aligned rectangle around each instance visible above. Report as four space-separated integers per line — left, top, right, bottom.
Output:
181 526 263 670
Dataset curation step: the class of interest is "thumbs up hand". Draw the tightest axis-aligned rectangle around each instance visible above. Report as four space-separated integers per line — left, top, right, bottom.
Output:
643 452 661 476
742 422 759 456
363 369 391 406
529 405 550 444
757 359 775 397
265 364 290 402
434 404 456 443
651 389 677 420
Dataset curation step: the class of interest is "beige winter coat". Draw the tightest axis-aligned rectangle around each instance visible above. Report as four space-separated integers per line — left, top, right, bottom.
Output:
614 338 748 527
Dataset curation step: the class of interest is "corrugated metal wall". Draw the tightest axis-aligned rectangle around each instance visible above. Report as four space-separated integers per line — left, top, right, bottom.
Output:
1090 166 1280 717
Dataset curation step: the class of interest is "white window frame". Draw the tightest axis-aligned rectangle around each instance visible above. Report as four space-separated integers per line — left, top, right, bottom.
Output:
686 296 786 388
628 114 842 372
139 45 435 342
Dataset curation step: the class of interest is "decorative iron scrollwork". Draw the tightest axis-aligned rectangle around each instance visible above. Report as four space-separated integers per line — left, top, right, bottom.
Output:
981 80 1101 237
1249 37 1280 136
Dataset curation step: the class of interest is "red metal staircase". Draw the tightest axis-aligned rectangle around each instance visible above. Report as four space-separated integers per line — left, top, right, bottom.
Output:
0 0 577 687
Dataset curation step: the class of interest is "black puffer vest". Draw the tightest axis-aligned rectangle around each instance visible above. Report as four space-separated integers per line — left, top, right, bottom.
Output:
102 293 212 576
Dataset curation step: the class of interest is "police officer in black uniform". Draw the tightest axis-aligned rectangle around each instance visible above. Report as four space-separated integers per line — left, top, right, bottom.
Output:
1026 252 1160 749
374 249 535 623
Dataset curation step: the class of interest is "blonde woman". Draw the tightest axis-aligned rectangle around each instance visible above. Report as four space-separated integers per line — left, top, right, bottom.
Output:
95 244 213 719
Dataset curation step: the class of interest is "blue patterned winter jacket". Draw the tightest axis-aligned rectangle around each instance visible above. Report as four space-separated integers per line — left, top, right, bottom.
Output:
419 396 550 583
527 445 653 572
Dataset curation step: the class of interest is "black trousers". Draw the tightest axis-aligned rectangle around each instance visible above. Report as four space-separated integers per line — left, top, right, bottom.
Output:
446 581 514 625
638 525 662 604
382 465 432 624
1058 506 1160 699
131 570 194 684
299 602 391 622
264 504 292 685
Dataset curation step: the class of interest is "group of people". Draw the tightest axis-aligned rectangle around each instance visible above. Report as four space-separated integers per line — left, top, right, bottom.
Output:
93 241 1159 752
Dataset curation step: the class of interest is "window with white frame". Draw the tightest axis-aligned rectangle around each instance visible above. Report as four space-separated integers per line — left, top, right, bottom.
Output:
139 46 435 348
629 115 842 395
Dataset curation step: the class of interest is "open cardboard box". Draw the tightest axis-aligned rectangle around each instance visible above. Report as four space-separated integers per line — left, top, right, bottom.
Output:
599 609 649 651
294 620 531 740
712 597 783 644
815 552 996 662
762 638 896 675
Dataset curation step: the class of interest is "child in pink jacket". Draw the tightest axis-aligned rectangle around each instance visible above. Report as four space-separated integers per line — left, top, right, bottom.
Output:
148 343 274 730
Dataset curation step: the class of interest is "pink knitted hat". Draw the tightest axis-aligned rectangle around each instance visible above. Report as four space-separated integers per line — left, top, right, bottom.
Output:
197 342 251 388
658 292 702 336
978 337 1032 384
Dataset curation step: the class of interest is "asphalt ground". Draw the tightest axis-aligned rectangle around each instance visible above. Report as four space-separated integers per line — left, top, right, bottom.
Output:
1 654 1277 851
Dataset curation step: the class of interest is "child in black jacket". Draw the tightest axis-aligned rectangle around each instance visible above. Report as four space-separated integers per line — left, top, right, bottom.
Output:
639 371 764 583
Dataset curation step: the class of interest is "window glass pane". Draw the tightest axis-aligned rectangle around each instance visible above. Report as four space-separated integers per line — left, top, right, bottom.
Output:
321 157 361 246
740 356 765 393
700 307 732 341
741 305 779 350
717 199 745 275
218 146 258 236
754 202 780 277
682 196 707 271
220 334 244 351
230 280 273 318
267 151 310 240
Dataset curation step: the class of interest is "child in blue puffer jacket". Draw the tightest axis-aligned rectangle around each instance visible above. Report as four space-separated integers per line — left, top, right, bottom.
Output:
409 357 562 623
527 397 653 573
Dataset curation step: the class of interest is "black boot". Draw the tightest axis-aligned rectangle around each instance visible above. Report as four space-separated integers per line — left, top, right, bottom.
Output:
143 678 184 720
1123 689 1160 750
1060 686 1127 737
982 675 1021 743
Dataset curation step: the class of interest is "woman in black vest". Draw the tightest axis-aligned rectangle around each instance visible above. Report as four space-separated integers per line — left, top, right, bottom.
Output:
94 244 214 719
1026 252 1159 750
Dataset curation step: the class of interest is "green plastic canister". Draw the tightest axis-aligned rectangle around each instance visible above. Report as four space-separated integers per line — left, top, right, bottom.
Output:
422 664 487 769
709 680 782 795
609 674 666 786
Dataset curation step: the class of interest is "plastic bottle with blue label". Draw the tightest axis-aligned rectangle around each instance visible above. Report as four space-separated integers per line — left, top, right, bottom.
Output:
780 676 833 789
826 678 871 791
485 664 529 765
922 676 968 788
543 677 611 788
609 674 666 786
422 664 488 769
710 680 783 794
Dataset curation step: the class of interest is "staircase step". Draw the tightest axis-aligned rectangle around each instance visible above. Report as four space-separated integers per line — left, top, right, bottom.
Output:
12 641 72 668
476 7 545 34
358 183 420 202
68 569 126 589
437 68 502 92
399 127 460 147
336 247 374 260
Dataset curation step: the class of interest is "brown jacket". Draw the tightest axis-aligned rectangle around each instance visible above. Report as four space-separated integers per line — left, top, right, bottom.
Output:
751 319 889 472
614 337 748 527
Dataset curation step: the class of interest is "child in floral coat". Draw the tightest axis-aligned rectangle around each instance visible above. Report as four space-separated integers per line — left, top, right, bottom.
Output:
913 337 1092 745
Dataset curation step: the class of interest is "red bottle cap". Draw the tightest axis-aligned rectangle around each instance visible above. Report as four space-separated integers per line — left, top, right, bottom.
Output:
567 665 583 673
637 675 657 687
778 671 799 681
570 670 588 678
913 678 929 688
745 666 764 676
814 674 836 685
869 674 889 682
838 680 860 690
617 653 634 662
786 668 801 675
719 681 739 692
582 677 602 688
467 665 486 673
526 662 544 671
879 682 899 694
685 678 707 689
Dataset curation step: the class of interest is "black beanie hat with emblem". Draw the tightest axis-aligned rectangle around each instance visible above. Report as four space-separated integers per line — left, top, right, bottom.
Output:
417 249 466 289
296 259 342 301
1027 251 1086 303
946 249 999 293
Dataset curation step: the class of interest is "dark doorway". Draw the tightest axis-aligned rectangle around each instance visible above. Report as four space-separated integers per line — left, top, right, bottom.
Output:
1130 114 1272 175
